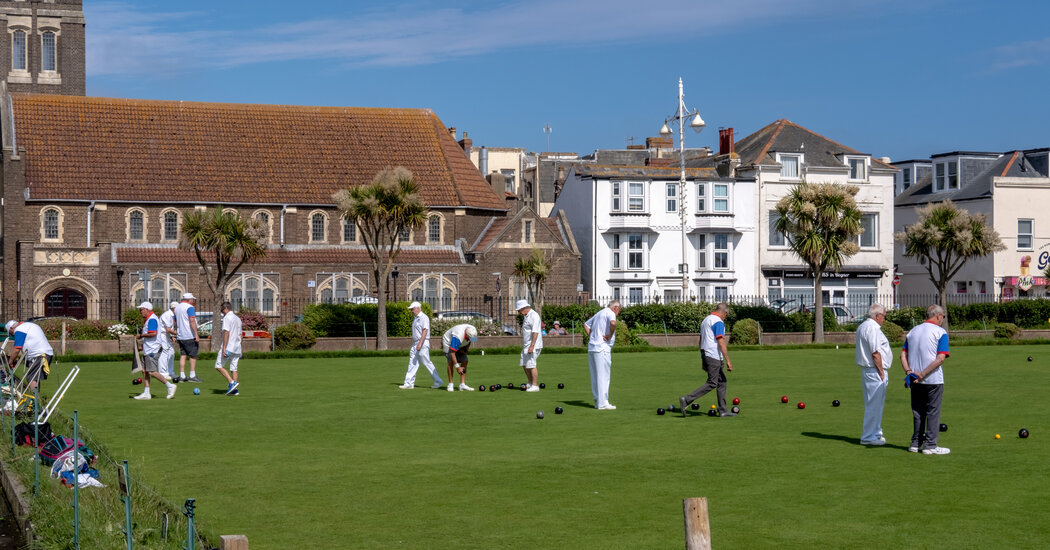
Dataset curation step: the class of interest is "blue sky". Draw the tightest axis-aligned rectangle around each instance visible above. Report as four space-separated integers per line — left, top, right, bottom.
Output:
87 0 1050 162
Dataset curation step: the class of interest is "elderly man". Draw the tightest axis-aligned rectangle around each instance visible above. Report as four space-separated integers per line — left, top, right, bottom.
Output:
214 301 243 396
856 303 892 445
133 302 178 400
584 300 621 410
901 305 951 455
517 299 543 392
174 292 201 383
399 301 444 390
442 324 478 392
158 301 178 381
5 319 54 393
679 302 735 417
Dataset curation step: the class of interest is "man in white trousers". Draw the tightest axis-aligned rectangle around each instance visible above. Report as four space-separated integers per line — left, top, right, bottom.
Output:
158 301 178 381
214 301 242 396
399 302 444 390
517 299 543 392
584 300 620 410
856 303 891 445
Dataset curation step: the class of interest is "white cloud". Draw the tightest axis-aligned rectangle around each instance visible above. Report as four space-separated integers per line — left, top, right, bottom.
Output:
87 0 859 76
987 36 1050 72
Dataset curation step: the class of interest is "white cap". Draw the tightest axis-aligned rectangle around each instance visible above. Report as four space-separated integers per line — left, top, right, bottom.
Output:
408 301 422 310
169 301 178 310
553 320 561 325
182 292 195 300
137 301 154 310
515 299 530 311
465 325 478 343
5 320 16 332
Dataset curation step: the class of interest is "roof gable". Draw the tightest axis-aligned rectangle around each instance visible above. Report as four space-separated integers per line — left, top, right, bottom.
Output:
11 94 506 211
735 119 894 171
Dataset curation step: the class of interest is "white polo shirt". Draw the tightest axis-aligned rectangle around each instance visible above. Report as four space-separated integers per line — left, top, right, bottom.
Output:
159 309 175 350
412 312 431 349
584 307 617 352
521 309 543 351
221 311 243 355
855 317 892 370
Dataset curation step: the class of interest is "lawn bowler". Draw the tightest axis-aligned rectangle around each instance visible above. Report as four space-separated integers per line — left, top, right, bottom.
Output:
678 303 736 417
856 303 891 445
173 292 201 383
442 324 477 391
214 301 242 396
517 299 543 392
133 302 177 400
399 302 443 390
584 299 620 410
158 301 178 381
5 319 54 394
900 305 950 455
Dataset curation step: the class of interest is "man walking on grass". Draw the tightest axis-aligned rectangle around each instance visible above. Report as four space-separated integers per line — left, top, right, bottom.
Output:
901 304 950 455
679 302 735 417
517 299 543 392
856 303 891 445
399 301 443 390
214 302 242 396
133 302 177 400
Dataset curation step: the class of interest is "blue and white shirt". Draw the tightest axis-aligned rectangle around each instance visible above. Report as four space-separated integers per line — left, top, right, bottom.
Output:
13 322 53 358
141 313 164 355
700 313 726 360
174 301 197 340
903 320 949 385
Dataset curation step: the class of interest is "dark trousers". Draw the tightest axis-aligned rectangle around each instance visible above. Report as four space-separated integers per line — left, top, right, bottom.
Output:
683 355 727 413
910 383 944 448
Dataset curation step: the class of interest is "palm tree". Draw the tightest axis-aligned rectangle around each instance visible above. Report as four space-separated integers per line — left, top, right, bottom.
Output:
895 200 1005 317
333 166 428 350
774 182 862 343
179 206 268 350
513 248 551 313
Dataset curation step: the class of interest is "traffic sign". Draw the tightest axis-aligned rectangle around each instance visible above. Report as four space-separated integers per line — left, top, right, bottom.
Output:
892 275 901 286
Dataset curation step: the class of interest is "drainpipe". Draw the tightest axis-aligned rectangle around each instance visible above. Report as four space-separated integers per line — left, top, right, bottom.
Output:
86 201 95 247
280 205 287 246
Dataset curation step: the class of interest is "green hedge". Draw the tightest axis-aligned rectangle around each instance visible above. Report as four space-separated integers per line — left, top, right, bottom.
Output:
300 301 428 338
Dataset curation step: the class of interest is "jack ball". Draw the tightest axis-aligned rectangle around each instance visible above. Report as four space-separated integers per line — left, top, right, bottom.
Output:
731 406 740 414
1019 428 1029 439
691 403 699 410
732 397 740 405
939 423 948 433
995 434 1001 439
781 395 789 403
797 402 806 409
557 383 565 389
536 411 544 419
193 387 200 395
657 408 665 415
555 406 563 414
832 400 841 407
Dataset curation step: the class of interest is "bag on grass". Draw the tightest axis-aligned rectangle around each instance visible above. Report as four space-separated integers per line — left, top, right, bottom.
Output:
14 421 53 446
38 435 90 466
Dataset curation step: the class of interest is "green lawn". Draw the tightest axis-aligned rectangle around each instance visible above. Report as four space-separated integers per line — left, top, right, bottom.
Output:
37 345 1050 549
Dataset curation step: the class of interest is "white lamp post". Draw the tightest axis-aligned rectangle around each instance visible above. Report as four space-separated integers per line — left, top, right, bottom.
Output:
660 77 705 300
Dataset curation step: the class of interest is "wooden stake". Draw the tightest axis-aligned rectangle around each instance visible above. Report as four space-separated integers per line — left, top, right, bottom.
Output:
683 497 711 550
220 534 250 550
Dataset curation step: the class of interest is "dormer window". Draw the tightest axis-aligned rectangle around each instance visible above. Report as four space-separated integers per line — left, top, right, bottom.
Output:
777 153 802 179
847 156 867 181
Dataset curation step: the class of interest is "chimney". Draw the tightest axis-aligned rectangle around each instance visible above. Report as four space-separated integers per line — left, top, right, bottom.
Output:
718 128 735 155
448 127 457 139
458 130 472 157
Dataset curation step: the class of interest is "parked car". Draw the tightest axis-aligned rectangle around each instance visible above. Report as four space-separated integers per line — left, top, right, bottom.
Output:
434 311 517 335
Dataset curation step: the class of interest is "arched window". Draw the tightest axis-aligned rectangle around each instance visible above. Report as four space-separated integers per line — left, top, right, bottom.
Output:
398 226 411 243
342 218 357 243
254 210 271 244
408 274 457 311
226 274 280 315
131 274 187 307
310 211 327 243
11 30 26 71
161 209 181 241
126 208 148 242
41 31 56 72
427 214 442 243
316 274 370 304
40 206 63 242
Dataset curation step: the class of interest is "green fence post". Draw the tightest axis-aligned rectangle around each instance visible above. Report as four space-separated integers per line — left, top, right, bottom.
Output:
119 460 133 550
182 498 196 550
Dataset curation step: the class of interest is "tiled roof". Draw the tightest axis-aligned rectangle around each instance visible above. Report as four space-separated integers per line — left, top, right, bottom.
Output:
470 218 512 251
735 119 896 171
12 94 506 211
896 151 1045 207
115 246 463 265
573 164 720 180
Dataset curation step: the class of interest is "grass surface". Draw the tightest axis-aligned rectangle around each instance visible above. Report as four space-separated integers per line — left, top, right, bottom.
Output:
34 345 1050 549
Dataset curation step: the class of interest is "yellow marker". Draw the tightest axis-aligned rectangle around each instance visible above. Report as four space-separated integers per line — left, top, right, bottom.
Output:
995 434 1001 439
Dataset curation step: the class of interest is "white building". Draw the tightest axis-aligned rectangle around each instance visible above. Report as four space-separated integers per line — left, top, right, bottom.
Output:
554 164 756 304
895 148 1050 301
699 120 897 315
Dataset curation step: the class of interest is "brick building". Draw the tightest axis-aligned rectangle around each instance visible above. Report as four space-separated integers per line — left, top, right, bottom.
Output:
0 92 580 323
0 0 84 95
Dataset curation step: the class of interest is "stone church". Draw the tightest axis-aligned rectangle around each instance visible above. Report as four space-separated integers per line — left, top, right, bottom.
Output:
0 1 580 323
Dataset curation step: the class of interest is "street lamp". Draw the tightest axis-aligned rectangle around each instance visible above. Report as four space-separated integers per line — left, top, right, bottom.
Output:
390 266 400 302
660 77 705 300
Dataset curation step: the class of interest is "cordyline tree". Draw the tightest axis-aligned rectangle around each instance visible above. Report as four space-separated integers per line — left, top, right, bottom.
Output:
775 181 862 343
333 166 428 350
179 206 268 351
513 248 551 313
895 200 1005 321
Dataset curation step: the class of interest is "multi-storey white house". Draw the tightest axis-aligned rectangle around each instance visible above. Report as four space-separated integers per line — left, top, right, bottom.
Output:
695 120 897 315
554 164 756 304
895 148 1050 301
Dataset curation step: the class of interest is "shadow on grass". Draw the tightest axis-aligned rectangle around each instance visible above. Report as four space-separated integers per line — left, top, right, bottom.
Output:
560 399 595 409
801 431 911 450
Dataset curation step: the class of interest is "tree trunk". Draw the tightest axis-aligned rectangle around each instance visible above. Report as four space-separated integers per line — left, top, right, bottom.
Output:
376 270 388 351
813 272 825 344
937 286 949 329
210 287 223 351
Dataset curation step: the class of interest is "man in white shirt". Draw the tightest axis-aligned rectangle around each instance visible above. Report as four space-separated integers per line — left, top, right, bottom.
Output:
442 324 478 392
173 292 201 383
856 303 892 445
158 301 178 381
583 300 621 410
214 301 242 396
399 302 443 390
901 304 951 455
133 302 177 400
517 300 543 392
679 303 736 417
5 319 54 393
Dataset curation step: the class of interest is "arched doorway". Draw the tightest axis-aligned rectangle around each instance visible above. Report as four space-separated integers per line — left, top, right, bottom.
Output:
44 288 87 319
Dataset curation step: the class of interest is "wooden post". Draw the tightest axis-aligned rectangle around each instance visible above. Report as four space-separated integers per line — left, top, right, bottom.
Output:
220 534 250 550
61 321 67 355
683 497 711 550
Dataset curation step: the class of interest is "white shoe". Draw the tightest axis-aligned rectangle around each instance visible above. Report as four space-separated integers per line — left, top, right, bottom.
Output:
861 438 887 446
431 381 444 389
598 404 617 410
459 383 474 391
133 392 151 400
398 384 413 389
907 446 920 453
447 383 454 392
525 385 539 392
922 446 950 455
166 383 177 399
